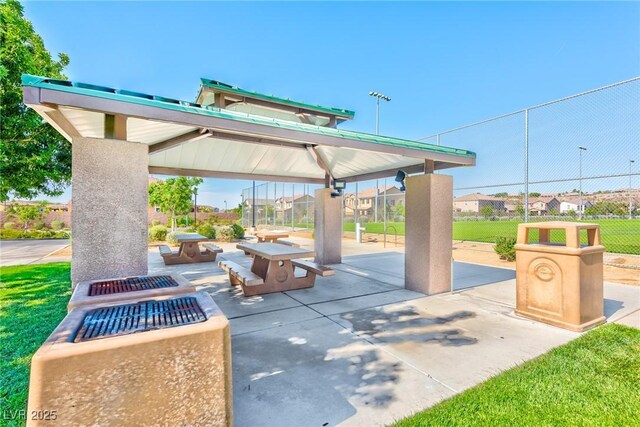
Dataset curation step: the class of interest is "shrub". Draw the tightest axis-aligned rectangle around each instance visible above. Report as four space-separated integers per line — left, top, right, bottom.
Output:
50 220 65 230
3 222 16 230
148 225 168 242
197 223 216 240
151 219 161 226
0 228 24 239
231 223 245 239
33 221 46 230
494 236 516 262
217 227 234 242
166 232 179 245
184 227 197 233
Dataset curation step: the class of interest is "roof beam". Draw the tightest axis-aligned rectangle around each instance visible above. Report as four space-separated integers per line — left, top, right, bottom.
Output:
306 145 333 180
341 163 426 183
206 131 308 151
32 87 475 166
41 107 81 142
149 166 325 184
149 129 209 154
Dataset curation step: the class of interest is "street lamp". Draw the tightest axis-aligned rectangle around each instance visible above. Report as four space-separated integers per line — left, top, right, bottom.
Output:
224 200 227 212
578 146 587 220
369 91 391 223
630 160 636 218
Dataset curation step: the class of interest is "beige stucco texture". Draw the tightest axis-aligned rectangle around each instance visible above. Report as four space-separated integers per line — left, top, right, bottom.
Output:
27 292 233 427
71 137 149 286
405 174 453 295
314 188 342 265
515 222 606 332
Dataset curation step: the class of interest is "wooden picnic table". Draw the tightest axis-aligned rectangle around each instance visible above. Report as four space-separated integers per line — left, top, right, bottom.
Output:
255 231 290 243
159 233 222 265
225 242 333 296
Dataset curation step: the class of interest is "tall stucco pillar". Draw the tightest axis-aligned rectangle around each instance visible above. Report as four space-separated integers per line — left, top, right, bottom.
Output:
405 174 453 295
314 188 342 265
71 137 149 286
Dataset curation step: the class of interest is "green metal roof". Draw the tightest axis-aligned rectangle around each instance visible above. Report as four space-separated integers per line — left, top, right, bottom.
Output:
22 74 476 159
199 78 356 119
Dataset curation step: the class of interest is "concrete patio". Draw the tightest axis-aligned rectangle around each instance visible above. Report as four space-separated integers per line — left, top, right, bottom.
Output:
148 237 640 427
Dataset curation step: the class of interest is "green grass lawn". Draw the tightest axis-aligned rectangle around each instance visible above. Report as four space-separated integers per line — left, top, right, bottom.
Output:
344 219 640 254
393 323 640 427
0 263 71 423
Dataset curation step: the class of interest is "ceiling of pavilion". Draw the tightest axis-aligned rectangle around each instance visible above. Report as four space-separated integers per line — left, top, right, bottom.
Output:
23 75 476 184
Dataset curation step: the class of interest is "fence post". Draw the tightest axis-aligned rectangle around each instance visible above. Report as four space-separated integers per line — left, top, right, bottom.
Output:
524 109 529 223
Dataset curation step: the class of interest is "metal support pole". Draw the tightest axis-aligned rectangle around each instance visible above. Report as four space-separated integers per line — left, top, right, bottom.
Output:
578 146 587 220
383 178 387 248
282 183 285 227
375 180 379 223
291 184 295 231
306 184 310 228
375 97 380 135
355 182 359 225
264 182 268 226
194 190 197 226
524 109 529 223
274 182 277 225
252 180 256 228
629 160 635 218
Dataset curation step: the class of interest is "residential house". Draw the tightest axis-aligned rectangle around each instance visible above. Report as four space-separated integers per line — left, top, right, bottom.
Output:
343 185 404 218
453 193 505 214
558 198 592 215
274 194 315 223
527 196 561 216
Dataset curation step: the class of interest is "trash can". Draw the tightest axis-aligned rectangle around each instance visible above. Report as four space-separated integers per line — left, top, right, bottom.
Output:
68 274 196 312
514 221 606 332
27 292 233 426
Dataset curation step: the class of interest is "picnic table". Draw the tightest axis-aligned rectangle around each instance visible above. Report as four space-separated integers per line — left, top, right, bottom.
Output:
218 242 335 296
255 231 290 243
158 233 222 265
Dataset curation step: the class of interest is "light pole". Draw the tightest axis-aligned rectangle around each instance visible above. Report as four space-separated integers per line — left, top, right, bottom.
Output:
629 160 635 218
224 200 227 212
578 146 587 220
369 91 391 223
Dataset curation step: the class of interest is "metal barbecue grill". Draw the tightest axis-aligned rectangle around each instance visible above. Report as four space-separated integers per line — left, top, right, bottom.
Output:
88 275 179 296
73 296 206 342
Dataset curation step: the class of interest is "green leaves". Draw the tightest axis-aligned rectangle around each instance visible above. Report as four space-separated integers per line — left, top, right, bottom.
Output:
148 176 203 230
0 0 71 201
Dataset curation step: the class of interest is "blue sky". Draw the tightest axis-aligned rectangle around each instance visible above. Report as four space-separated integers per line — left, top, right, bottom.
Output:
24 1 640 207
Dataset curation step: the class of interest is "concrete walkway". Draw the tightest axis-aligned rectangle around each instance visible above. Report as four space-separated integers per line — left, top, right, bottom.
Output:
148 238 640 427
0 239 69 267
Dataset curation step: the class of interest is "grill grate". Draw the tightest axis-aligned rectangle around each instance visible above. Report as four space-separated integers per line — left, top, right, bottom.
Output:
88 275 179 296
73 297 206 342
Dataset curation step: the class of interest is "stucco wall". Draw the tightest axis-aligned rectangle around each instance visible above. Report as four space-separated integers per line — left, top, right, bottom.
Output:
71 137 148 285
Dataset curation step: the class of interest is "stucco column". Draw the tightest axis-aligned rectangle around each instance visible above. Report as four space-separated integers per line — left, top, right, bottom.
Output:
71 137 149 285
405 174 453 295
314 188 342 265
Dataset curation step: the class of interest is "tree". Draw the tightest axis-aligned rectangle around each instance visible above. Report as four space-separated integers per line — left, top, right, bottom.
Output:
0 0 71 201
493 192 509 198
394 201 405 219
7 201 47 229
479 204 495 219
149 177 203 231
515 202 526 218
528 192 541 197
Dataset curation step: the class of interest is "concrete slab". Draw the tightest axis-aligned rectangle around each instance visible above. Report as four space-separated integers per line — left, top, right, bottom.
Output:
309 289 425 316
230 306 322 336
614 309 640 329
284 271 398 305
603 282 640 321
332 294 579 392
231 317 455 427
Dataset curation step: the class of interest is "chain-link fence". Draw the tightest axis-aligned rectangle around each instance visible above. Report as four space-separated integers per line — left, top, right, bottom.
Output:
241 77 639 255
240 183 320 231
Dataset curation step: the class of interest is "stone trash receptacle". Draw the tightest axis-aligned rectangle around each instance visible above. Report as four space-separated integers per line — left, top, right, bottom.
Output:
27 291 232 427
67 273 196 312
514 221 606 332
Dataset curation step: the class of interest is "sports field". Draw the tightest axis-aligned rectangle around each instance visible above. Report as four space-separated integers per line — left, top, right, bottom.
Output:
344 219 640 254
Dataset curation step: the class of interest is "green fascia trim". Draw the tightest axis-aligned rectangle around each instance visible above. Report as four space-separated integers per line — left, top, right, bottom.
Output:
200 78 356 119
22 74 476 160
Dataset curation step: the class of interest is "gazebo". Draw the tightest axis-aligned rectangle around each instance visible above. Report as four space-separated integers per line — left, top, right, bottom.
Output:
22 74 476 295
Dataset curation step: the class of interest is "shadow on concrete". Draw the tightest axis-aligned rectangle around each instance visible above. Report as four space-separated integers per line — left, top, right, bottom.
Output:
604 298 625 318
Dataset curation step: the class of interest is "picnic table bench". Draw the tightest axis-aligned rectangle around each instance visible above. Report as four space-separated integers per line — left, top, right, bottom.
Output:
255 231 290 243
159 233 223 265
218 242 334 296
